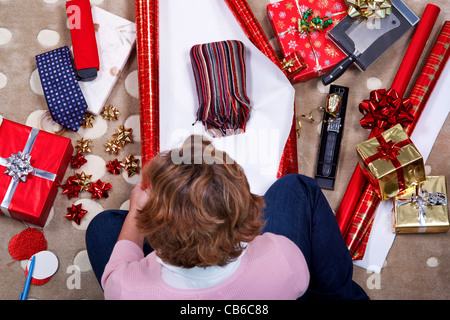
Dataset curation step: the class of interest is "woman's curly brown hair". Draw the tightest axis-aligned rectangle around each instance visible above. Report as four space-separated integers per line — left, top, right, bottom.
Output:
136 135 266 268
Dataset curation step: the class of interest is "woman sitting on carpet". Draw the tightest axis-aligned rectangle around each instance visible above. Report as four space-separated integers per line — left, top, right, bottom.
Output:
86 135 368 300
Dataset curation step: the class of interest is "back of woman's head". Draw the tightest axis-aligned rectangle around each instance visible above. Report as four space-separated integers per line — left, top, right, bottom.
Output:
136 135 266 268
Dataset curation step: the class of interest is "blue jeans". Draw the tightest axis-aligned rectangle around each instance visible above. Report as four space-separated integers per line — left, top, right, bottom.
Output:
86 174 369 300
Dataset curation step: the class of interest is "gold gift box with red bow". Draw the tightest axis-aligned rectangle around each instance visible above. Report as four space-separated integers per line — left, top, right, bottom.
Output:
356 124 426 201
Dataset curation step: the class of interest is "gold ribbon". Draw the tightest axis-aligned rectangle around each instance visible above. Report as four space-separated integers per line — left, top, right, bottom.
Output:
297 93 341 137
282 57 296 73
347 0 392 19
302 93 341 123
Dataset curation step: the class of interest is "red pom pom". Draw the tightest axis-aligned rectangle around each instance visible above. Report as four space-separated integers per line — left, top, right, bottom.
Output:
8 228 47 261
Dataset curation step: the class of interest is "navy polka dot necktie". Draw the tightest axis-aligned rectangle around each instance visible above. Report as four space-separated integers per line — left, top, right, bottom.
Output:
35 46 88 132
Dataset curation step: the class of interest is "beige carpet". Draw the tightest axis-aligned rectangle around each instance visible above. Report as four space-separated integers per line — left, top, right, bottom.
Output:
0 0 448 300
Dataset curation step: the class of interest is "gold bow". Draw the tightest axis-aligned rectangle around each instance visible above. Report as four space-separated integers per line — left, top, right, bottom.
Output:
282 58 296 72
347 0 392 19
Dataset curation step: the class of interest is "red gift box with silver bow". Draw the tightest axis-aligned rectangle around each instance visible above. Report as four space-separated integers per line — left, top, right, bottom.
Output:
0 119 73 226
267 0 347 82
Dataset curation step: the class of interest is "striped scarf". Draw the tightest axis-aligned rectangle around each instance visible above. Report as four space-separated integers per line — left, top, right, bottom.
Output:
190 40 251 137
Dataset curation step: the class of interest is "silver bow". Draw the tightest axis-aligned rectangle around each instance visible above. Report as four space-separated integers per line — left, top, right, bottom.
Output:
397 184 447 226
4 152 34 182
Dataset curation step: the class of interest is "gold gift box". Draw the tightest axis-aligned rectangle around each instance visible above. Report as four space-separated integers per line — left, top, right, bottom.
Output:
393 176 449 234
356 124 426 200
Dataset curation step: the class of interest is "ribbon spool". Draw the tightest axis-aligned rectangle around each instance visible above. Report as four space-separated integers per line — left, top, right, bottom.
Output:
39 111 66 135
25 250 59 286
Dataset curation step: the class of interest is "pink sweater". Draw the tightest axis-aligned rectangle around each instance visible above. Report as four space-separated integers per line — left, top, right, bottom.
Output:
102 232 309 300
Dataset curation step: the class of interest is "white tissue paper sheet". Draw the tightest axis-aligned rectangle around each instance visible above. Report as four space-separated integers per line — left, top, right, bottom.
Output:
79 6 136 115
354 60 450 273
159 0 295 196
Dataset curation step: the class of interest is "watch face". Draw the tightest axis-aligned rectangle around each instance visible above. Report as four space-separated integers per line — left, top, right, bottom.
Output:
327 118 341 133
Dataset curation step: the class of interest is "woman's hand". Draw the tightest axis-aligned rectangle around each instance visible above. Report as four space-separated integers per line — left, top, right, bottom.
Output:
117 181 150 250
129 182 150 213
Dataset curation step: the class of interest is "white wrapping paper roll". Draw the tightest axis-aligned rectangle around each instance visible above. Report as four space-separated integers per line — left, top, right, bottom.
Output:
159 0 295 196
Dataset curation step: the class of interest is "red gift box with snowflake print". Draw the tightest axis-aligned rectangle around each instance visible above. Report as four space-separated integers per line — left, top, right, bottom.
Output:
267 0 347 82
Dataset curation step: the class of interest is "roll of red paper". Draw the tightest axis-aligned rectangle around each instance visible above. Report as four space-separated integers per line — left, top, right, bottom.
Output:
66 0 99 75
134 0 160 165
335 4 441 237
134 0 298 177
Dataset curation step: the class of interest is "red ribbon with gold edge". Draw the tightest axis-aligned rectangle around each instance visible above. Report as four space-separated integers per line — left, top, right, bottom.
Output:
345 20 450 261
135 0 298 177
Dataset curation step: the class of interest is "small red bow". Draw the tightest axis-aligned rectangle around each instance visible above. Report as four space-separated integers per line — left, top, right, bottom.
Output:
376 139 402 161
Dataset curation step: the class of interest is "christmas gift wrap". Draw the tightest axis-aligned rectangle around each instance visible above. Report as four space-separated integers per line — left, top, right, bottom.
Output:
267 0 347 82
354 22 450 270
394 176 449 234
0 119 73 226
356 124 426 201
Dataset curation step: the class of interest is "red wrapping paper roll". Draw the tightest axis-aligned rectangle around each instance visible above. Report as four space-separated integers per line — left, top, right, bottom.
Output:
135 0 298 177
135 0 160 165
335 4 441 237
66 0 99 71
347 20 450 260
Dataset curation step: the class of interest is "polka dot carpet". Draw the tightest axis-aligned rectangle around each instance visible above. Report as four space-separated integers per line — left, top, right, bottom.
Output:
0 0 449 300
0 0 139 300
